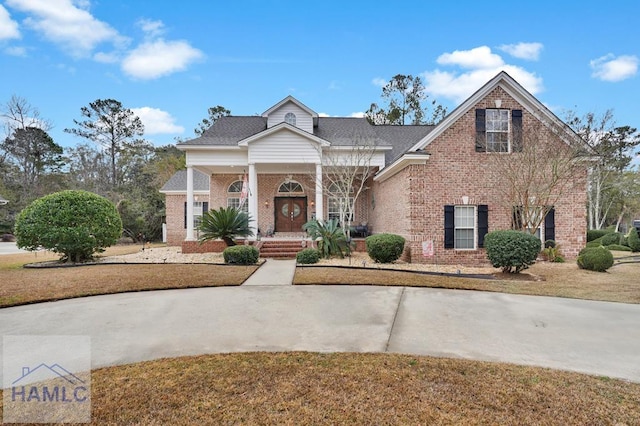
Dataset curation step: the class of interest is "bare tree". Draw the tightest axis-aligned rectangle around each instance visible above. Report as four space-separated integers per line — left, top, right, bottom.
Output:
310 133 379 238
489 114 588 236
1 95 53 137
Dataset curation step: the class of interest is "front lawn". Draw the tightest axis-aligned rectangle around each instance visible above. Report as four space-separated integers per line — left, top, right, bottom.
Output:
2 352 637 424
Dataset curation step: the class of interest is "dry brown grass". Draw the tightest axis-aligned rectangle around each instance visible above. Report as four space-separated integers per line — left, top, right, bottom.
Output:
2 352 637 425
0 245 257 308
295 258 640 304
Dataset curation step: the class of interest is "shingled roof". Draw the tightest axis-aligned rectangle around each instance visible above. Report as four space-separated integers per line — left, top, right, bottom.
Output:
178 116 434 165
159 169 210 193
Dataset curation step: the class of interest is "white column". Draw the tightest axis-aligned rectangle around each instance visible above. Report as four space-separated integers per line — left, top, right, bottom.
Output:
185 166 195 241
315 163 324 221
248 163 258 238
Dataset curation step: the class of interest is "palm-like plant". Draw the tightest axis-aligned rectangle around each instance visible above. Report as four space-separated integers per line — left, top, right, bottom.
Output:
198 207 253 246
303 219 349 258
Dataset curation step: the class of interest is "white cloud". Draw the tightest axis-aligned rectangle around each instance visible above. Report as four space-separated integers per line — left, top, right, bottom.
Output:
422 46 543 104
131 107 184 134
5 0 126 56
590 54 638 82
137 18 164 38
371 77 387 87
498 42 543 61
5 46 27 56
0 5 20 40
93 51 120 63
122 39 204 80
436 46 504 69
349 112 365 118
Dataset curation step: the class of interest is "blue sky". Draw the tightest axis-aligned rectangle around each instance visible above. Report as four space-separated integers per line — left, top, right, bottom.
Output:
1 0 639 154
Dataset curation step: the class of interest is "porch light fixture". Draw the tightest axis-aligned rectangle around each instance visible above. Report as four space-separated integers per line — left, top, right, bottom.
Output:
264 200 269 207
310 201 315 207
461 196 470 205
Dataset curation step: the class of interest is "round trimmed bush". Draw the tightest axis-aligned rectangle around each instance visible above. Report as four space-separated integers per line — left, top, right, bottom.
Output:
223 245 259 264
296 248 320 264
585 236 605 248
605 244 632 252
577 246 614 272
626 228 640 252
587 229 612 242
601 232 623 246
484 230 541 273
15 190 122 263
365 233 405 263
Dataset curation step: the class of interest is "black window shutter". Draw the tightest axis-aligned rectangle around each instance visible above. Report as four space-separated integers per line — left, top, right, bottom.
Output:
444 205 455 249
545 207 555 242
475 109 486 152
203 202 209 214
512 206 523 230
184 201 187 229
512 109 523 152
477 205 489 248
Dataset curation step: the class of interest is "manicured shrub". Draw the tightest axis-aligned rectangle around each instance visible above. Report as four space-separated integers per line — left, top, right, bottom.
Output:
296 248 320 264
15 190 122 263
577 246 614 272
365 233 405 263
605 244 632 252
223 245 259 264
484 230 541 273
626 227 640 252
585 236 605 248
587 229 612 242
601 232 624 246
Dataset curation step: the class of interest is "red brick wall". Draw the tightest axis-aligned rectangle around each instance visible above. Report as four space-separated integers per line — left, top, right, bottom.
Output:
165 194 186 246
370 86 588 265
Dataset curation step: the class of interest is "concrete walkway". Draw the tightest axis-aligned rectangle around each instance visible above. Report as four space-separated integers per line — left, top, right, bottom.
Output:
1 284 639 383
242 259 296 286
0 242 28 255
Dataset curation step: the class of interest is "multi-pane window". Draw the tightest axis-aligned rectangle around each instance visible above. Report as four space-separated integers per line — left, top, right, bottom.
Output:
454 206 475 249
284 112 296 126
486 109 509 152
328 197 354 222
227 180 248 212
193 201 204 228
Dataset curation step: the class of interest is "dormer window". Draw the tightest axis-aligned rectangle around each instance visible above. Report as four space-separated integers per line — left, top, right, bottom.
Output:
284 112 296 126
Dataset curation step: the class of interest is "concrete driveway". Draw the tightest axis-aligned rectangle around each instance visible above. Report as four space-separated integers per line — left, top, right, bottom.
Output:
0 242 27 255
1 285 638 383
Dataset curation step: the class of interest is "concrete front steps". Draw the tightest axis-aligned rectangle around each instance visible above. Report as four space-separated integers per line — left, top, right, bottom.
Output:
259 239 309 259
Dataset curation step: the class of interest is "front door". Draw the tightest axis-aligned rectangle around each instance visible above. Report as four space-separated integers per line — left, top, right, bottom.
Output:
274 197 307 232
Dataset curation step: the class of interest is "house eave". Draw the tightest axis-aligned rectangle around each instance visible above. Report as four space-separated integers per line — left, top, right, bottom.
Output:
177 145 243 151
238 122 330 147
374 153 430 182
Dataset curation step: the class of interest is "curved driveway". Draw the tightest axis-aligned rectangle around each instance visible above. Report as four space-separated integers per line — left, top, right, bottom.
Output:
1 285 639 383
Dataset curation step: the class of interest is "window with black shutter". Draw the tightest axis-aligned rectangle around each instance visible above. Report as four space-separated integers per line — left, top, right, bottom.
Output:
544 207 555 242
512 109 523 152
475 109 486 152
477 205 488 248
444 205 455 249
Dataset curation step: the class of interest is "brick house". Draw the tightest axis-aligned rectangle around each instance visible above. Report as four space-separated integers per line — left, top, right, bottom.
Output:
161 71 587 264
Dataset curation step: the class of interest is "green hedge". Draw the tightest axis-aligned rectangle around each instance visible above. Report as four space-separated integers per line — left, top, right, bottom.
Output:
365 233 405 263
484 230 541 273
15 190 122 263
601 232 624 246
296 248 320 264
577 246 614 272
605 244 632 252
223 245 259 264
627 228 640 252
587 229 613 242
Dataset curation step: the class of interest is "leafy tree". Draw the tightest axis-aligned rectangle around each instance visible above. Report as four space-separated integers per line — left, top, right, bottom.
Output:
198 206 253 246
566 110 640 229
1 127 64 196
15 190 122 263
194 105 231 136
65 99 145 187
365 74 447 125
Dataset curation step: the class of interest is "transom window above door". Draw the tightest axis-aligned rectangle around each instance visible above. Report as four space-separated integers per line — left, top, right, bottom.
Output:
278 180 304 194
284 112 296 126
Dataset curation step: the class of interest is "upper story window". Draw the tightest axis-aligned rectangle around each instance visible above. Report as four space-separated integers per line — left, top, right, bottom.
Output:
475 108 523 153
486 109 509 152
284 112 296 126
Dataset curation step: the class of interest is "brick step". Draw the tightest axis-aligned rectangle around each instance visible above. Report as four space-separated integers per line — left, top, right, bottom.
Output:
259 240 308 259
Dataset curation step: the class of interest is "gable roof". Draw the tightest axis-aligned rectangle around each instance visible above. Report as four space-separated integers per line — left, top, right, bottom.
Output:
408 71 581 153
160 169 210 193
262 95 318 120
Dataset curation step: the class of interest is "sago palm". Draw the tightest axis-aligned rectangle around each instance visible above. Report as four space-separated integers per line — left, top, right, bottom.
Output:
198 206 253 246
302 219 349 258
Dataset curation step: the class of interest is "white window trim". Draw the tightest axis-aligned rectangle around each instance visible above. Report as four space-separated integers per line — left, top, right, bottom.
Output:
486 109 511 153
284 112 296 126
454 205 477 250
